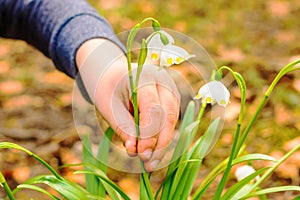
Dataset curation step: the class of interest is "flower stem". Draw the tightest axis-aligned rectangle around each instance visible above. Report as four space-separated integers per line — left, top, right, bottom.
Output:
197 101 207 122
213 66 246 199
235 59 300 157
213 123 241 200
0 172 16 200
126 18 160 200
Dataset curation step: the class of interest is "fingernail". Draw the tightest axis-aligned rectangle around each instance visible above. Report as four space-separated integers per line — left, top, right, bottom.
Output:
125 140 134 148
142 149 153 160
150 160 159 169
125 140 137 157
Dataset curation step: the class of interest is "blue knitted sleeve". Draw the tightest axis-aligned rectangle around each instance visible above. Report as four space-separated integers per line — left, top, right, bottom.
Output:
0 0 122 78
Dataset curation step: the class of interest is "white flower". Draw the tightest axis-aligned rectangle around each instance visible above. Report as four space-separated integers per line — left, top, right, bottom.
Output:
146 30 194 67
194 81 230 107
160 44 195 67
147 30 174 61
235 165 260 182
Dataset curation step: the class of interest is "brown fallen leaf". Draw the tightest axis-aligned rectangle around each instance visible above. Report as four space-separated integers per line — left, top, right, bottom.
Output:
293 79 300 93
4 95 43 110
12 166 31 183
0 44 10 56
118 177 139 200
217 45 245 62
274 104 293 125
225 100 241 122
0 80 24 95
268 0 290 17
43 71 72 85
0 60 10 74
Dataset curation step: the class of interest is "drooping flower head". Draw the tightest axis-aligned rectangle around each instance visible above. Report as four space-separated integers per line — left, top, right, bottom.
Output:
146 30 194 67
235 165 260 182
194 80 230 107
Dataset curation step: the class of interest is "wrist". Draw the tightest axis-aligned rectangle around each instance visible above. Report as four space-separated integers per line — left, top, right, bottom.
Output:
76 38 126 103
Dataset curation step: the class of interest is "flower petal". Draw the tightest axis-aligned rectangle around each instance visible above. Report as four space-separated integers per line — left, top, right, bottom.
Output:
160 44 194 67
195 81 230 107
235 165 260 182
146 31 174 61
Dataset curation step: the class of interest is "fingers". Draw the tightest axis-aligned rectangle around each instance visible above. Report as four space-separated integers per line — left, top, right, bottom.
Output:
144 84 180 172
137 82 162 161
96 97 137 156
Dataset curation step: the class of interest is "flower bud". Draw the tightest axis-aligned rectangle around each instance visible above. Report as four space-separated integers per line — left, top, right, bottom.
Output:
159 32 170 46
152 20 160 32
138 39 148 67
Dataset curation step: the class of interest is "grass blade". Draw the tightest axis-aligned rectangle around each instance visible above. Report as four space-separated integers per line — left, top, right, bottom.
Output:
0 142 61 180
16 184 60 200
82 134 99 195
221 167 269 200
1 171 16 200
192 153 277 199
246 144 300 196
180 118 220 200
240 186 300 199
13 175 90 200
160 101 196 199
74 169 130 200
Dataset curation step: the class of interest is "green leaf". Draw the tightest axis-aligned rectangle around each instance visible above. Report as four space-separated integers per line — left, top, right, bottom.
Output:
82 134 99 195
16 184 60 200
197 117 220 158
160 101 196 199
0 142 61 180
101 181 122 200
293 196 300 200
240 186 300 199
167 121 200 200
13 175 90 200
0 142 32 155
246 145 300 194
233 154 277 164
74 169 130 200
95 127 114 196
171 118 220 200
221 167 269 200
192 153 277 199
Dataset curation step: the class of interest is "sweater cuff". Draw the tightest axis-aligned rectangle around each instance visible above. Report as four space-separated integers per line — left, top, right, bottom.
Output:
49 13 123 78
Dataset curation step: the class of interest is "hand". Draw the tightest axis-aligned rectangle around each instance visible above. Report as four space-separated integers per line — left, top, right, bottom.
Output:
76 39 180 172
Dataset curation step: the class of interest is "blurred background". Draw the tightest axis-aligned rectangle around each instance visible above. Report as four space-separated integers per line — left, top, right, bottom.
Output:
0 0 300 199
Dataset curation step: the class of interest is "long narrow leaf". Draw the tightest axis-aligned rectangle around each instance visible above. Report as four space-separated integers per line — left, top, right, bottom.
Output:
240 186 300 199
82 134 99 195
95 127 114 197
192 153 277 199
13 175 90 200
102 181 122 200
160 101 196 199
197 117 220 159
0 142 61 179
16 184 60 200
74 170 130 200
167 121 199 199
96 127 114 172
221 167 269 200
246 144 300 196
180 118 220 200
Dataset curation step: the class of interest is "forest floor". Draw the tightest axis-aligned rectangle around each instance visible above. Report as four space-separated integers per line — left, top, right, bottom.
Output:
1 0 300 199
